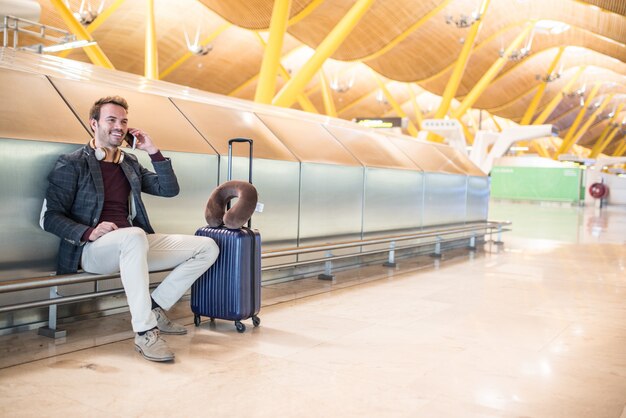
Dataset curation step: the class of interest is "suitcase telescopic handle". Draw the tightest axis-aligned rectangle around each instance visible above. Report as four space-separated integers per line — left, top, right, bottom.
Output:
227 138 253 183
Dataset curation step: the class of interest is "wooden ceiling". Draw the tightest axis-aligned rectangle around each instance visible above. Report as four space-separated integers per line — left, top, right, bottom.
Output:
34 0 626 156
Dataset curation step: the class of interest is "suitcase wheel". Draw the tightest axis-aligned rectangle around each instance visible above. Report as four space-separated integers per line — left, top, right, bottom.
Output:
194 314 201 327
252 315 261 327
235 321 246 333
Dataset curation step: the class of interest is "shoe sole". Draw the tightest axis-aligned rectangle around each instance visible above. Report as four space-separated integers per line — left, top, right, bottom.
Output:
134 344 175 362
158 328 188 335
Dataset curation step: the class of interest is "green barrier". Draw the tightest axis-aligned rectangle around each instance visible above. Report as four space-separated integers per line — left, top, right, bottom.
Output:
490 166 582 203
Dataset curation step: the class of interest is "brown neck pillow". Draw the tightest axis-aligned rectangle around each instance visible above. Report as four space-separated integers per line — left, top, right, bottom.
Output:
205 180 258 229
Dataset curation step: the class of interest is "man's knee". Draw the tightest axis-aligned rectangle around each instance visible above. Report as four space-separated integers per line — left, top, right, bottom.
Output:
121 227 149 251
199 237 219 266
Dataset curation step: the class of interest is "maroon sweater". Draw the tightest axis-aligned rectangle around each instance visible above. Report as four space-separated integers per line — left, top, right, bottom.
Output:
82 151 165 242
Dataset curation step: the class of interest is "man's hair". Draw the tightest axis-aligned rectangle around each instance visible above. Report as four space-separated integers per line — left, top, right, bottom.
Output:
89 96 129 121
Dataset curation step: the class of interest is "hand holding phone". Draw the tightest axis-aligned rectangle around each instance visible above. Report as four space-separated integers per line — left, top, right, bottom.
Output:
124 132 136 150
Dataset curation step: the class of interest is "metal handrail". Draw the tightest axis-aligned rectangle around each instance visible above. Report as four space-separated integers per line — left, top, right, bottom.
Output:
0 220 510 313
262 221 508 258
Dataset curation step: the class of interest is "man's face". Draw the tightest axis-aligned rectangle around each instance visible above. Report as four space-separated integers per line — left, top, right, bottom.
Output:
90 103 128 149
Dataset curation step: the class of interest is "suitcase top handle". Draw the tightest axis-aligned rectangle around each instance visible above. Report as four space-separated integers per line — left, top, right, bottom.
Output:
229 138 252 145
227 138 253 183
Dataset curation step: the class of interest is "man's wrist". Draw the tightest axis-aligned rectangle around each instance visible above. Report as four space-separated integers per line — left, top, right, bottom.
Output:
82 227 94 242
149 150 165 162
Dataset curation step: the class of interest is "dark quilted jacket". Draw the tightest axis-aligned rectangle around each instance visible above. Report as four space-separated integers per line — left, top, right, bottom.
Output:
43 144 179 274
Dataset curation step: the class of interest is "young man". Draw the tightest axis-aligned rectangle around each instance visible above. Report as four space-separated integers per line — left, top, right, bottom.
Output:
43 96 219 362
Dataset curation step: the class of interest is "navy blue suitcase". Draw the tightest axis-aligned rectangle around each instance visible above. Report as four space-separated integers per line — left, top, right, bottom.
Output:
191 226 261 332
191 138 261 333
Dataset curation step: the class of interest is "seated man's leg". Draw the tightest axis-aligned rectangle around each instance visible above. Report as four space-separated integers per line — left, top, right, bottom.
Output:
81 227 155 332
82 227 174 362
147 233 219 311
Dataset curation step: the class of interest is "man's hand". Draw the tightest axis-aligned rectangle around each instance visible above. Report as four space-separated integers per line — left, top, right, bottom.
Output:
89 221 118 241
127 128 159 155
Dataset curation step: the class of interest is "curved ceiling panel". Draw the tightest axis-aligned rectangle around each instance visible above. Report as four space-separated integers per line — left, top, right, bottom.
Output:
29 0 626 157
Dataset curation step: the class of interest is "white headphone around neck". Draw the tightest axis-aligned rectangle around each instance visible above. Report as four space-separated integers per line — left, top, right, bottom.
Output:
90 139 124 164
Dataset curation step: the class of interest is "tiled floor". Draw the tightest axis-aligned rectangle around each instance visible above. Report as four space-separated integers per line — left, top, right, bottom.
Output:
1 201 625 418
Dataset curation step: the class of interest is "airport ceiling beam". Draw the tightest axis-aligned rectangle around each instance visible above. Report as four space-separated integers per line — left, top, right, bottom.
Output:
531 140 551 158
589 125 615 158
612 139 626 157
372 73 419 137
160 23 230 79
336 86 373 115
253 33 318 113
589 103 625 157
360 0 453 62
229 44 304 97
254 0 291 104
57 0 126 59
286 0 324 25
555 84 603 156
84 0 126 33
272 0 375 108
533 66 586 125
489 113 502 132
460 120 475 145
463 111 479 145
319 70 338 117
520 47 565 125
452 22 534 119
593 127 622 158
49 0 114 69
407 85 424 130
435 0 491 120
144 0 158 80
565 93 614 154
277 67 319 114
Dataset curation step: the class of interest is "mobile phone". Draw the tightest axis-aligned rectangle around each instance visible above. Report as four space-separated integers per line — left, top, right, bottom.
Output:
124 132 136 149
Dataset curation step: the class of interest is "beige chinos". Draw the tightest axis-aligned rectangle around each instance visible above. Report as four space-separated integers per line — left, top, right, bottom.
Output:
81 227 219 332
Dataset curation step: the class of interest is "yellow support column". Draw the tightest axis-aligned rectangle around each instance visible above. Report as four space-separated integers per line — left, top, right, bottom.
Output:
520 47 564 125
144 0 158 80
255 0 291 103
571 93 613 145
372 73 419 137
589 103 625 157
272 0 375 108
489 113 502 132
589 125 614 157
461 121 475 145
531 140 552 158
277 66 319 114
555 84 603 156
435 0 491 119
464 111 478 145
407 84 424 130
612 139 626 156
533 66 586 125
252 33 318 113
49 0 114 68
452 22 534 119
58 0 126 58
319 70 337 117
593 127 621 158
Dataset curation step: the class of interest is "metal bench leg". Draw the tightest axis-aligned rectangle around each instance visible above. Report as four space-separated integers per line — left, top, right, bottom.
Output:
430 236 442 258
38 286 67 339
494 224 504 245
383 241 396 267
468 233 476 251
318 251 334 280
